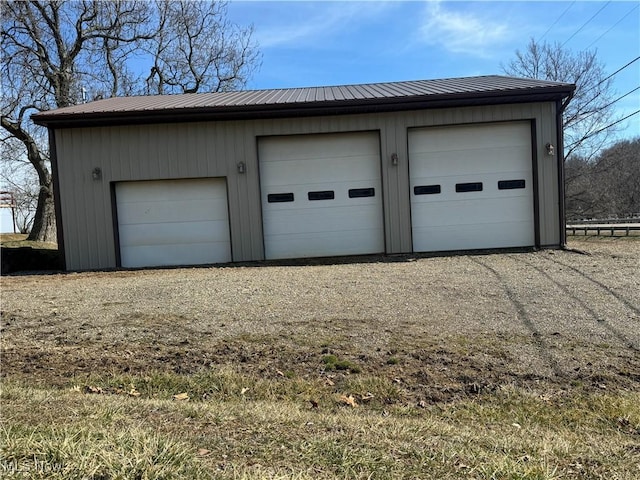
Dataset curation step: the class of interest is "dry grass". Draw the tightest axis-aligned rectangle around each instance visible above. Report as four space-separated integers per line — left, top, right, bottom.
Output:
2 381 638 479
1 237 639 478
0 233 57 250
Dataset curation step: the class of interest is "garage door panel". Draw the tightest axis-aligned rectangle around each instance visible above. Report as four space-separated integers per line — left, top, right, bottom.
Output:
120 242 232 269
263 204 383 236
116 180 227 202
116 178 231 268
265 228 385 259
410 147 531 177
260 131 384 260
411 189 531 205
413 221 534 252
261 133 379 161
263 181 378 199
263 183 379 210
411 173 532 203
117 198 229 225
410 123 531 153
264 196 379 213
261 155 379 187
409 121 534 252
119 219 231 247
412 197 534 228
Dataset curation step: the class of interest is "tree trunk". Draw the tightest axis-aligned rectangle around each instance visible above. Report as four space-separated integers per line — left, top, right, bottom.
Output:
1 116 57 244
27 181 57 243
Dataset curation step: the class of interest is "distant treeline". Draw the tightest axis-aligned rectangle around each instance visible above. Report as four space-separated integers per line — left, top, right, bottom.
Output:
566 137 640 222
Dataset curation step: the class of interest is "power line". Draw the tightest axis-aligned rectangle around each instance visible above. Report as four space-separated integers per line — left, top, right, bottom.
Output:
586 3 639 49
538 1 576 42
578 86 640 122
591 109 640 137
561 1 611 47
582 57 640 96
600 57 640 85
602 86 640 111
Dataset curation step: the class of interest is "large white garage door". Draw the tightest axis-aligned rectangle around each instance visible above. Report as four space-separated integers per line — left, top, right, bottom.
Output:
259 132 384 260
115 178 231 268
409 122 535 252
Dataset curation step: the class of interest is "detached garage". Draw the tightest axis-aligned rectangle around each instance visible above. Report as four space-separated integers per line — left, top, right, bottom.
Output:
33 75 574 270
259 131 384 259
409 121 536 252
115 178 231 268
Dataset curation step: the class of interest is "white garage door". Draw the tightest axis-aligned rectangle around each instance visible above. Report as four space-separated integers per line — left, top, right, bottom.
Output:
409 122 535 252
115 178 231 268
259 131 385 260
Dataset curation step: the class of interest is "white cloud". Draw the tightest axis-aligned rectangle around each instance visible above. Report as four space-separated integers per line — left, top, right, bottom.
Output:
420 1 510 57
254 2 394 49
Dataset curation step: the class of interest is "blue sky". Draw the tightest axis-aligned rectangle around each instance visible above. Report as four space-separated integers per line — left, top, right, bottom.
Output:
227 0 640 141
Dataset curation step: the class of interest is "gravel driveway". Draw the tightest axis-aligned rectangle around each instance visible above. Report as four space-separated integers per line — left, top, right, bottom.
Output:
2 237 638 401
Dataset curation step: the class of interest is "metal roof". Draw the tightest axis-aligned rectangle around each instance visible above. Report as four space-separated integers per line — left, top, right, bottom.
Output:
32 75 575 127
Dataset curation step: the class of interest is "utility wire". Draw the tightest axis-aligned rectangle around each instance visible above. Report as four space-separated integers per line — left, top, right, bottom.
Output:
578 86 640 122
586 3 639 49
582 57 640 95
561 1 611 47
538 1 576 42
601 86 640 111
590 109 640 137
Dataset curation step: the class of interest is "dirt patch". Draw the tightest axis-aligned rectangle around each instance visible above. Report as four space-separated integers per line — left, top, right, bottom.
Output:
1 238 638 403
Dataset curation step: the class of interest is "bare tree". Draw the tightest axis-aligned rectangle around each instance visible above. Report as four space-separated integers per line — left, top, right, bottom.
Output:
145 0 259 95
590 138 640 218
503 38 618 162
1 1 153 241
565 138 640 220
0 135 39 233
1 0 259 242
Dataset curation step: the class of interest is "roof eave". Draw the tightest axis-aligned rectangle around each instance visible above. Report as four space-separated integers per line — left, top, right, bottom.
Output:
32 86 575 129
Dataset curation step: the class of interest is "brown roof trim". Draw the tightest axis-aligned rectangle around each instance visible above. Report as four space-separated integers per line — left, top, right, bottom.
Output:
33 78 575 128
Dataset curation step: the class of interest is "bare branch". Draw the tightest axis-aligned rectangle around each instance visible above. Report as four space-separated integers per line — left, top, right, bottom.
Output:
2 0 259 241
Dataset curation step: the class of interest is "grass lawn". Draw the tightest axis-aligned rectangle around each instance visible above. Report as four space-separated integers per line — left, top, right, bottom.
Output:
2 377 638 479
0 234 57 250
1 237 639 478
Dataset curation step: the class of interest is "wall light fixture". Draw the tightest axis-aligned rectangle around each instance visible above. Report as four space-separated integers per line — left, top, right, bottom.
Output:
546 143 555 156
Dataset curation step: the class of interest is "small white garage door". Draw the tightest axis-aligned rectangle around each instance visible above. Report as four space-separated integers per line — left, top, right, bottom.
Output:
409 121 535 252
259 131 385 260
115 178 231 268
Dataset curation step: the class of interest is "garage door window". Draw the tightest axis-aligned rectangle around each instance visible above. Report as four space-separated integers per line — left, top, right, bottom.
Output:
308 190 335 201
268 193 294 203
455 182 483 193
348 187 375 198
414 185 441 195
498 179 526 190
408 121 535 253
259 131 385 260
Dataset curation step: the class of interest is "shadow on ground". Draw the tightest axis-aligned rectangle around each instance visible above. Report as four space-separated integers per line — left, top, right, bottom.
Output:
1 246 63 274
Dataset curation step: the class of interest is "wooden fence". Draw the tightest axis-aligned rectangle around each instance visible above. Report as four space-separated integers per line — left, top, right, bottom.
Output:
566 224 640 236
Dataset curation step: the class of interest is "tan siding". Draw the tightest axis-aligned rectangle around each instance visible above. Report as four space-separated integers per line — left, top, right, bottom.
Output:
537 102 560 245
55 102 561 270
245 132 264 259
233 122 252 259
380 117 396 252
